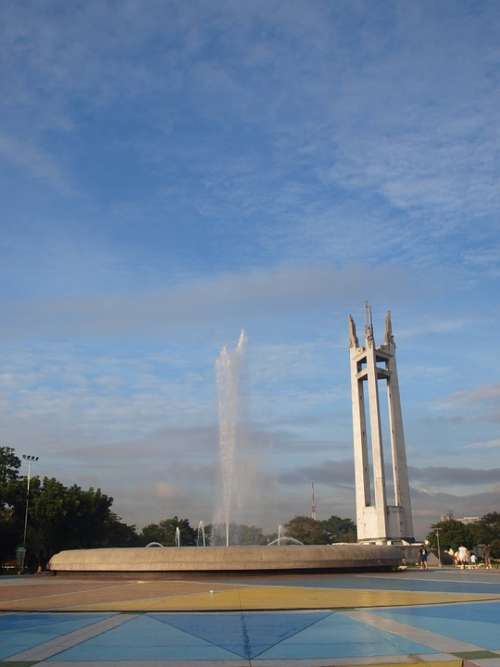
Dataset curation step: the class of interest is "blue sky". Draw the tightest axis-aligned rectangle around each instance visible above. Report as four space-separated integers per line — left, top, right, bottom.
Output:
1 0 499 537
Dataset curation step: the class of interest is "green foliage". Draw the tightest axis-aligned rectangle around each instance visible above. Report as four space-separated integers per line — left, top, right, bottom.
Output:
206 523 268 545
475 513 500 545
27 478 114 562
285 516 330 544
284 515 357 545
231 524 268 545
0 505 18 564
0 447 23 564
475 513 500 558
0 446 21 496
0 448 142 567
426 519 474 550
141 516 196 546
322 515 357 543
99 513 141 547
426 514 500 555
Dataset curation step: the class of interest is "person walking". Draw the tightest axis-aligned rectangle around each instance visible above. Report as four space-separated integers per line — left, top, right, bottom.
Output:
419 546 428 570
458 545 469 570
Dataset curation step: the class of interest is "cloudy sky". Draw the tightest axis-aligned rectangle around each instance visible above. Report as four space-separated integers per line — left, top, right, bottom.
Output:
1 1 499 538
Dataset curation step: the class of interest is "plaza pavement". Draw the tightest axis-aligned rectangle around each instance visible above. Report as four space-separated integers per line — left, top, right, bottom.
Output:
1 568 500 667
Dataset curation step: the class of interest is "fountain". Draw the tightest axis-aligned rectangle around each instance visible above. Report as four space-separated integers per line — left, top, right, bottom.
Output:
48 319 412 577
196 521 206 547
267 525 304 547
213 330 247 546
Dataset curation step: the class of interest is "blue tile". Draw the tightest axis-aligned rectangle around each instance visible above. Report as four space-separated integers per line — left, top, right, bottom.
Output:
49 615 238 661
152 610 331 659
0 612 111 631
0 613 112 659
256 612 436 660
151 612 245 657
244 611 332 658
375 602 500 650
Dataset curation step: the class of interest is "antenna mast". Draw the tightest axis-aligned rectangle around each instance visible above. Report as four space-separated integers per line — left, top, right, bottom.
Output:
311 481 317 521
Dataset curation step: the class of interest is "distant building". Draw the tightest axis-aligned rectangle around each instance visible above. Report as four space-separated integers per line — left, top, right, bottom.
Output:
457 516 481 525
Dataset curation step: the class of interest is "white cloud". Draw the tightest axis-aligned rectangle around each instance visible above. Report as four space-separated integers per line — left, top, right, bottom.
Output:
442 384 500 407
1 263 416 340
465 438 500 450
398 319 468 340
0 133 73 195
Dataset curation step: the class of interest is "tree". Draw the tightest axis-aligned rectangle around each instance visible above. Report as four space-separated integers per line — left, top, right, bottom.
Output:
0 449 25 565
0 446 142 567
140 516 196 546
470 513 500 558
321 515 357 543
475 513 500 543
99 513 140 547
0 505 18 565
0 446 21 488
232 524 268 545
141 523 165 545
426 519 474 551
22 478 116 565
285 516 329 545
1 468 134 567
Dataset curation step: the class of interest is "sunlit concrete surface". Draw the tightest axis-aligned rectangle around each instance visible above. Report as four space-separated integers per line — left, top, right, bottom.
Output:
1 569 500 666
2 569 499 613
69 585 498 613
48 543 404 574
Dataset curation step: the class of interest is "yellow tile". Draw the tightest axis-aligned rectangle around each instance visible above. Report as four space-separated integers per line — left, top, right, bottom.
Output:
69 586 499 612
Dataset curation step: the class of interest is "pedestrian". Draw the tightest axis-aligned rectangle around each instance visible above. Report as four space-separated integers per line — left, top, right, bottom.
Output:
419 546 428 570
470 553 477 568
458 545 469 570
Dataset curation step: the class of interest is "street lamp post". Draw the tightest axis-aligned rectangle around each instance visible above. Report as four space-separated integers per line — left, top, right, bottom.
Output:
22 454 39 549
435 527 442 567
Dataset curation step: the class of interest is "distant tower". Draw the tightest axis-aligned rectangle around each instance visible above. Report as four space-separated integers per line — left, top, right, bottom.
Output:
311 482 317 520
348 305 414 543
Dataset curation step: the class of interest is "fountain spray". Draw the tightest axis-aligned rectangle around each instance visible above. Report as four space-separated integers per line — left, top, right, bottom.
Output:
214 329 247 547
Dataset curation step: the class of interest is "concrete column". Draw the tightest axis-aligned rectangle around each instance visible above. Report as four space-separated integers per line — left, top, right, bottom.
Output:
350 350 371 537
365 330 388 539
386 350 414 540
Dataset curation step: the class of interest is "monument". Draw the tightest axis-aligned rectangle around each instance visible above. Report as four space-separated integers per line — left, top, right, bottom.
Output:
349 305 414 543
49 308 414 576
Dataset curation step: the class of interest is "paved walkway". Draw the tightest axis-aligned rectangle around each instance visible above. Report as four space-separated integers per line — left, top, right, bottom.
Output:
1 569 499 666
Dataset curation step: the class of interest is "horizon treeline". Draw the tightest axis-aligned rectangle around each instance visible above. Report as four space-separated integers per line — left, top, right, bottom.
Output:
4 445 498 570
0 446 356 569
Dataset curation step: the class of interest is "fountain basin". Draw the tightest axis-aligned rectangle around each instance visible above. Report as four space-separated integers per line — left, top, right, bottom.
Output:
49 543 405 576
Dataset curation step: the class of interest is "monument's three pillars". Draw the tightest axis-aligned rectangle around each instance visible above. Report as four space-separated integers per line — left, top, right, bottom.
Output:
348 307 414 543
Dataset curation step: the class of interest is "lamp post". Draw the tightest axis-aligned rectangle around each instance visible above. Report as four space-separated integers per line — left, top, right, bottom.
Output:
22 454 39 549
435 527 442 567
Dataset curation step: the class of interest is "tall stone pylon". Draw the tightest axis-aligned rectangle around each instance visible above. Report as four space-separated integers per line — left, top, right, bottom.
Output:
348 305 414 543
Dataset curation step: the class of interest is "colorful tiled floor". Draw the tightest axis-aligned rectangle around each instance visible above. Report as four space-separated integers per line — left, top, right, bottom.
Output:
1 569 499 666
2 570 499 612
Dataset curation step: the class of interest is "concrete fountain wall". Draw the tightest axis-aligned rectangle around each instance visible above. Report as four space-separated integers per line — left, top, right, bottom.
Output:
48 543 405 575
